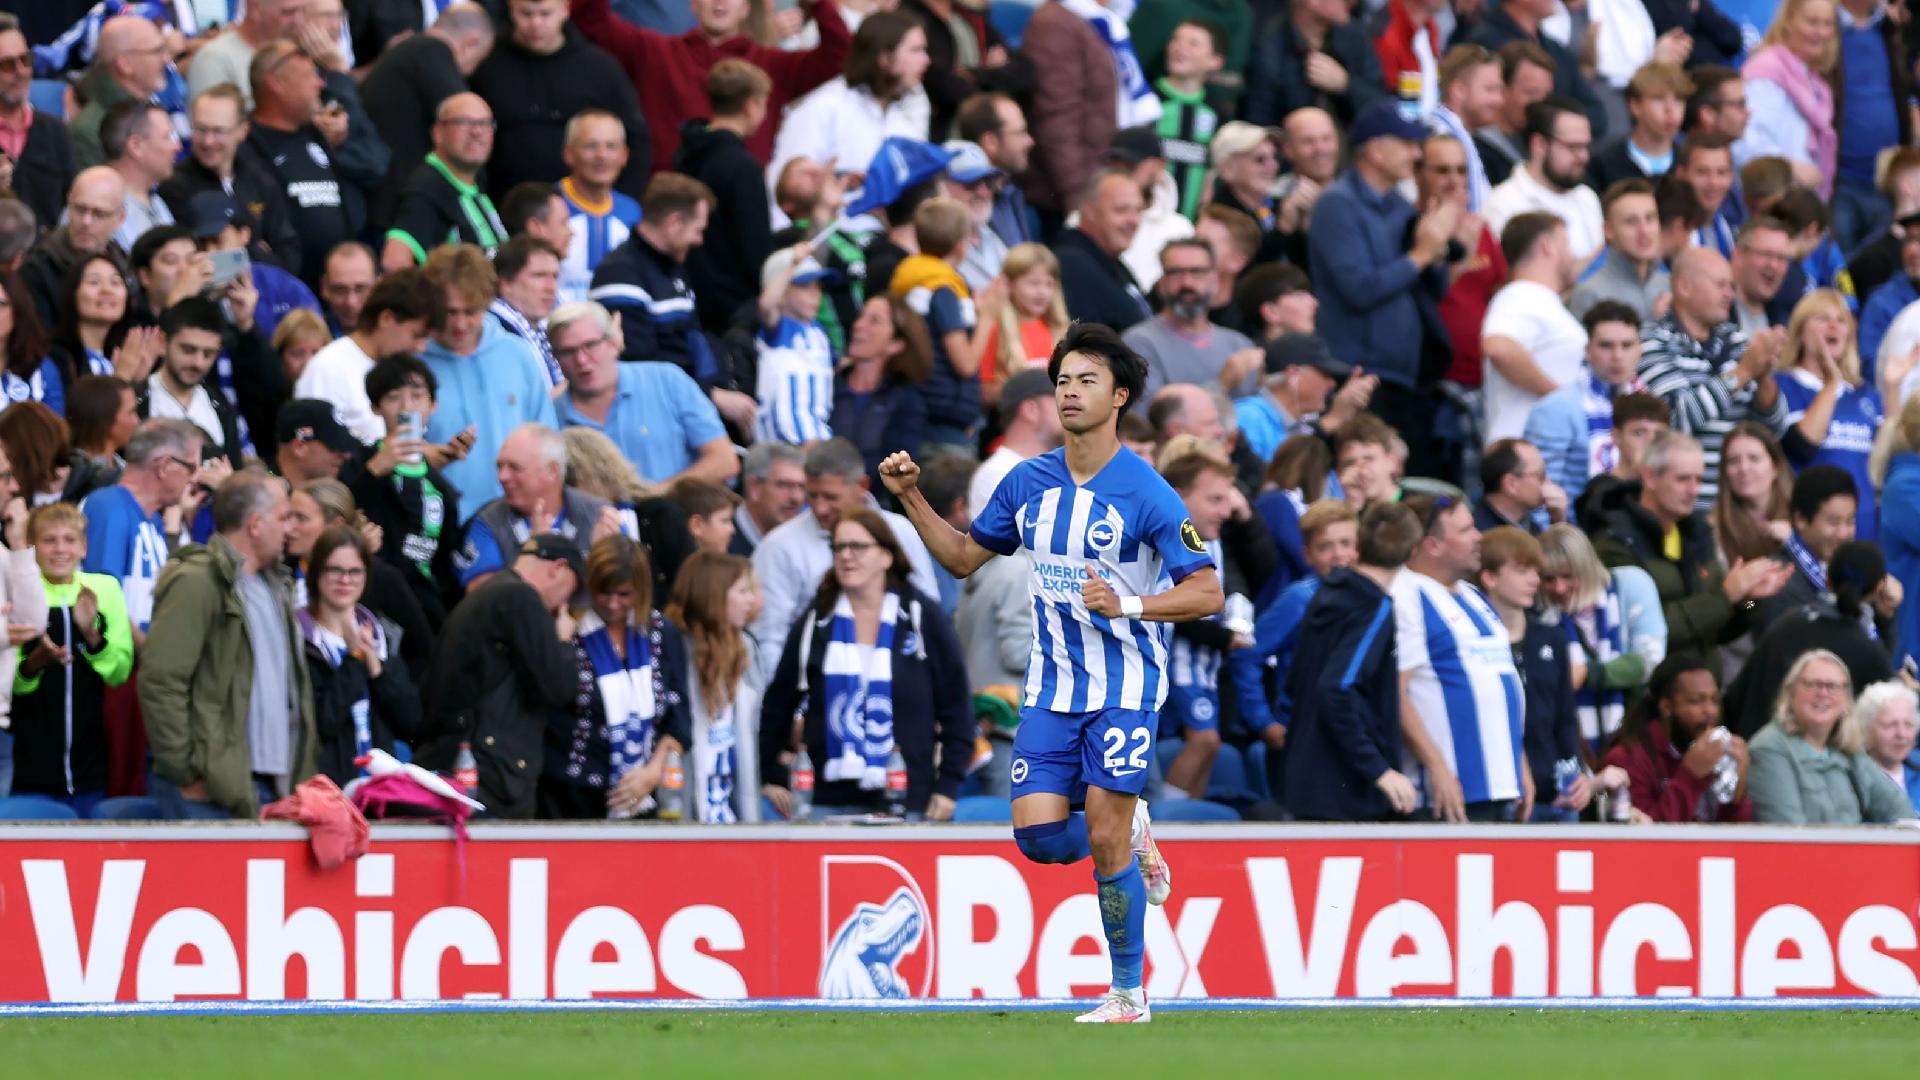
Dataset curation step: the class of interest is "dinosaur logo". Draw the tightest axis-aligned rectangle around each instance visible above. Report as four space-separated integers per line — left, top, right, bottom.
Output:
818 887 925 998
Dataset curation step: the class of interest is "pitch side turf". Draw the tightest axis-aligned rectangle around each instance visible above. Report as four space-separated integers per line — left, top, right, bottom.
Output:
5 1007 1920 1078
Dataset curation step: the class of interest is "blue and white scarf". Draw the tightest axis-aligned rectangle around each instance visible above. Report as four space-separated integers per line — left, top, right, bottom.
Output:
1563 585 1627 748
1786 531 1827 593
298 606 387 775
579 609 657 793
697 701 739 823
84 348 112 378
1060 0 1162 129
822 591 899 789
490 297 562 388
1581 373 1645 479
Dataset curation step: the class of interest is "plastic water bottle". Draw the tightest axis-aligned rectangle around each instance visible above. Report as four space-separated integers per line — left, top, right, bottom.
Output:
1608 783 1632 823
656 750 686 820
1223 593 1255 637
885 748 908 817
791 747 815 820
1708 727 1740 805
453 741 478 796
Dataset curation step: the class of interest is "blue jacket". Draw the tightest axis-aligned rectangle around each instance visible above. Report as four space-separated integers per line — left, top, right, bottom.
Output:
1308 169 1449 388
1859 274 1916 381
422 318 558 522
1883 452 1920 668
589 231 723 389
1229 573 1320 735
1282 566 1401 821
1242 14 1387 127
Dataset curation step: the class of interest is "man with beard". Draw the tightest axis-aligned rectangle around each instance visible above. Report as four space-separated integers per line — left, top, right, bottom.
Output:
1484 95 1604 265
381 94 507 271
1127 238 1262 400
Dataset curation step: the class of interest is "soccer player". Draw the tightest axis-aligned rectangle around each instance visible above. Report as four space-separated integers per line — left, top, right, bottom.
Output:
880 322 1225 1023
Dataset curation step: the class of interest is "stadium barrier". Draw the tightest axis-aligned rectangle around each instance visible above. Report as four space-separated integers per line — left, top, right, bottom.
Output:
3 823 1919 1003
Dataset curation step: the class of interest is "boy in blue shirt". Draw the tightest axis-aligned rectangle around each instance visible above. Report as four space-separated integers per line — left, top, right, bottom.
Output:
752 242 836 445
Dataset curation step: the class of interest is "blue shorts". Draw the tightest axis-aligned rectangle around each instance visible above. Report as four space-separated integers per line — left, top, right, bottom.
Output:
1011 706 1159 800
1162 686 1220 737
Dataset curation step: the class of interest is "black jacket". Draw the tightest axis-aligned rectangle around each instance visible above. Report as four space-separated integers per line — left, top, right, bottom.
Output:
1514 614 1580 795
1052 227 1152 331
303 612 423 786
134 375 248 472
415 568 580 818
831 373 929 492
359 33 467 233
1641 0 1743 65
158 148 305 277
537 610 693 818
19 228 131 332
1724 598 1896 739
1281 567 1401 820
1586 137 1655 193
129 317 284 472
675 118 772 335
1243 13 1388 127
592 232 729 390
1463 9 1609 139
471 23 652 204
11 110 77 230
759 585 976 813
344 452 462 629
8 595 122 799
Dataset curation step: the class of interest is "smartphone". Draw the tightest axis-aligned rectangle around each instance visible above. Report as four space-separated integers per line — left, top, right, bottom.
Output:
397 409 425 464
209 247 250 287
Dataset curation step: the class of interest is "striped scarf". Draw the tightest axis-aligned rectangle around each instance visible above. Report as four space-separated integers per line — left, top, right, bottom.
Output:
695 700 739 823
490 297 562 387
1059 0 1162 129
822 591 899 789
298 606 386 775
1785 531 1827 593
1564 585 1627 748
1582 373 1644 478
577 610 658 813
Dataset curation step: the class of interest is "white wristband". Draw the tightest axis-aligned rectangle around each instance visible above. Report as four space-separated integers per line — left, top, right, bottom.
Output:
1119 595 1144 620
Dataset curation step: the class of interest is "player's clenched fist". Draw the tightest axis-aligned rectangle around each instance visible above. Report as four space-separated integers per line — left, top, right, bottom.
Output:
878 451 920 496
1081 562 1122 617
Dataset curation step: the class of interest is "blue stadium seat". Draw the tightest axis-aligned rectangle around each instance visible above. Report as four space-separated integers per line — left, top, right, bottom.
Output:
28 80 67 120
91 796 165 820
1153 799 1240 822
951 795 1013 823
0 795 79 820
1242 741 1271 801
1205 743 1251 802
1156 735 1183 775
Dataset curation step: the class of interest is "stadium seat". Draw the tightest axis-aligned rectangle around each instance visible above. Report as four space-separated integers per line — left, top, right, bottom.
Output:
28 79 67 120
0 795 79 820
1242 741 1272 802
1205 744 1251 802
951 795 1012 823
1157 736 1183 775
91 796 165 820
1153 799 1240 822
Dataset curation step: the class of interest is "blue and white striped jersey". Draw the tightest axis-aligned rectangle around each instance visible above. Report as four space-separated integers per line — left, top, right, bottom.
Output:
558 180 641 306
1393 570 1526 805
969 447 1213 713
753 316 835 444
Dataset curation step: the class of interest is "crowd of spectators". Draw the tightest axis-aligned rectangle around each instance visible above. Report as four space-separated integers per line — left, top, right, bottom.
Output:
0 0 1916 828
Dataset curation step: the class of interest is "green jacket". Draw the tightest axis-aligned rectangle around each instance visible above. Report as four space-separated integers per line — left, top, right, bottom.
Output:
1590 495 1748 673
139 535 317 817
1747 722 1917 825
68 68 140 171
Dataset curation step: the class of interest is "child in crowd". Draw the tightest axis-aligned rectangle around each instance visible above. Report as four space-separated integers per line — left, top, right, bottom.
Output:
891 197 999 453
669 477 742 554
753 242 837 446
349 354 458 628
9 504 133 817
1155 20 1225 223
1775 186 1858 313
980 243 1069 407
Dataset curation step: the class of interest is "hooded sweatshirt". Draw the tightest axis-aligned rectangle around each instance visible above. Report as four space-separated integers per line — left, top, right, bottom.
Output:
8 571 129 799
674 117 773 334
1281 566 1403 821
422 318 558 523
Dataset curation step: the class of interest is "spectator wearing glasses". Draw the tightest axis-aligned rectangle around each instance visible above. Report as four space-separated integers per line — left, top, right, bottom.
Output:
1746 648 1915 823
730 442 808 557
0 14 76 229
381 94 507 272
1474 438 1566 535
1602 652 1753 823
1395 490 1532 823
1132 239 1262 400
550 300 736 488
1483 96 1604 266
298 524 421 786
19 168 130 332
80 418 202 642
360 3 498 232
160 84 304 278
1729 540 1900 737
68 15 170 170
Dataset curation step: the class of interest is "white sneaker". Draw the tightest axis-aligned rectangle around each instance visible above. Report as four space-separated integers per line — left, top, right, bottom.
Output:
1132 799 1171 905
1074 988 1151 1023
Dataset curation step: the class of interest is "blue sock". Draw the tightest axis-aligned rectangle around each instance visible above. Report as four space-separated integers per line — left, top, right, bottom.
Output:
1096 856 1147 990
1012 813 1091 865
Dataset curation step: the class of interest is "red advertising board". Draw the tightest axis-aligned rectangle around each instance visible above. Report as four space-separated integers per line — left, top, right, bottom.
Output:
3 823 1919 1003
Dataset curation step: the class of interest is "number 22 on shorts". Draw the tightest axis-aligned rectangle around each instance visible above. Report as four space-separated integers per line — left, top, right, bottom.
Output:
1101 726 1151 773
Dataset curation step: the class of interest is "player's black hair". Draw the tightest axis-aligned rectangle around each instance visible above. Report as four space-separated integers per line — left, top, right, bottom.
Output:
1046 321 1148 420
1788 464 1858 524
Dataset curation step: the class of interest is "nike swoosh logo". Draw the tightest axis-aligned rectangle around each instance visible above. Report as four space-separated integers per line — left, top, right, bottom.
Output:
1109 768 1143 777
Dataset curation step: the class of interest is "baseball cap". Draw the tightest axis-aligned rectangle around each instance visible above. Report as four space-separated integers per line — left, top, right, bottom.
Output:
997 368 1054 426
761 245 835 289
276 399 363 454
1209 121 1277 170
1348 100 1431 148
520 532 586 583
942 140 1002 184
1106 125 1165 166
1264 333 1353 380
183 190 254 240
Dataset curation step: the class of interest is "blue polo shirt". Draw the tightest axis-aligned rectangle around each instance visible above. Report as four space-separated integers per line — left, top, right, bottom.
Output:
555 362 727 483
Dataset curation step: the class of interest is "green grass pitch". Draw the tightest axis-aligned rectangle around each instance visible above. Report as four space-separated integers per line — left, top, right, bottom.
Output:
5 1008 1920 1078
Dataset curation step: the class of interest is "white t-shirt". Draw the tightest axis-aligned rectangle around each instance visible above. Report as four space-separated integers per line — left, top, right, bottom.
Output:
294 335 382 443
967 445 1025 521
1480 279 1589 442
143 376 225 450
1482 168 1606 265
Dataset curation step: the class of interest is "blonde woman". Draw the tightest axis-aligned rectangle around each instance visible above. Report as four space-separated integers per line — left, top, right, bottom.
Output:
1538 524 1667 750
666 550 767 823
562 426 695 603
271 309 332 386
980 244 1069 406
1747 648 1915 823
1772 289 1885 540
1739 0 1838 194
